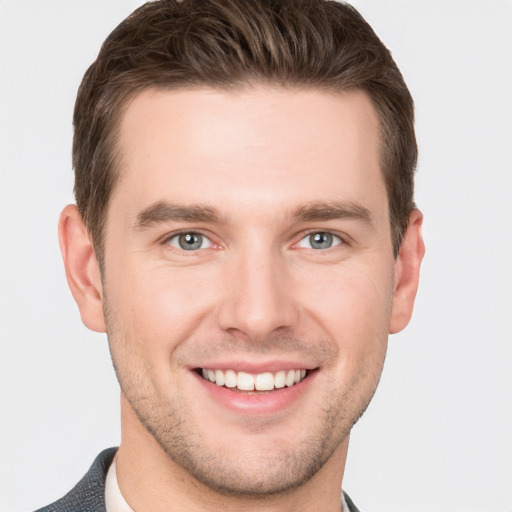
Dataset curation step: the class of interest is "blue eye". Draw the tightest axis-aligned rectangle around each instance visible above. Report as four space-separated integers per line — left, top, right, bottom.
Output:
167 232 211 251
298 232 342 250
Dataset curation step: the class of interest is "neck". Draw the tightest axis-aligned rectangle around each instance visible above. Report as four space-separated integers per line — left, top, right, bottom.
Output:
116 395 349 512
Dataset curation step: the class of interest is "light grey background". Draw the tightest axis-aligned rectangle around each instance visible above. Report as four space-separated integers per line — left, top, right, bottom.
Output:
1 1 511 511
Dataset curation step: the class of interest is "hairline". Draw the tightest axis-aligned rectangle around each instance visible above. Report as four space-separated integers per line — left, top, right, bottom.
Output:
89 81 404 266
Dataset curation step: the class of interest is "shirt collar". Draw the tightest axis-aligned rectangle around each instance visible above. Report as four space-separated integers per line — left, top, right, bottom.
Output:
105 455 134 512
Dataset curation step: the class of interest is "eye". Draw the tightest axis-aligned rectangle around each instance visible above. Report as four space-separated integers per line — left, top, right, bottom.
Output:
297 232 342 250
167 232 212 251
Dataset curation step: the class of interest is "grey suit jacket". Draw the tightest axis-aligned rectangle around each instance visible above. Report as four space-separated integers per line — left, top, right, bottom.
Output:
35 447 360 512
35 448 117 512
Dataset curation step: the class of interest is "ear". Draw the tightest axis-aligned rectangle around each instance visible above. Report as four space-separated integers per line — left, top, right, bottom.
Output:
389 209 425 334
58 204 106 332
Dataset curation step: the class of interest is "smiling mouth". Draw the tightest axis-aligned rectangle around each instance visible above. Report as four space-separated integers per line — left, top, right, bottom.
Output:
196 368 312 392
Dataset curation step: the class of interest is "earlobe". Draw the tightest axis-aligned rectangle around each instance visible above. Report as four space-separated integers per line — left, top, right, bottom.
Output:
389 209 425 334
58 204 106 333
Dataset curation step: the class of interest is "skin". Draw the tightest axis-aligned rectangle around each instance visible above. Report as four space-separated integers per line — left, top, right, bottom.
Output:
59 87 424 512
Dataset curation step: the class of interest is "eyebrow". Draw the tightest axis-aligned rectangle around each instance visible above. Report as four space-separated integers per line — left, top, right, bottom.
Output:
134 200 374 230
292 201 374 226
134 201 227 230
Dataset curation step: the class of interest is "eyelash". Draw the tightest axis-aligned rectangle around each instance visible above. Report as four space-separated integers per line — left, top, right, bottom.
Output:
162 230 347 253
163 231 215 252
295 231 345 250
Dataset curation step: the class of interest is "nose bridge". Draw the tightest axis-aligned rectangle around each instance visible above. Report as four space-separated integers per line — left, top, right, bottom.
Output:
217 237 298 340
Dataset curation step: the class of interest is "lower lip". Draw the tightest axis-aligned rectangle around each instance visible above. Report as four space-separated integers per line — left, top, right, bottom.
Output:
193 371 316 415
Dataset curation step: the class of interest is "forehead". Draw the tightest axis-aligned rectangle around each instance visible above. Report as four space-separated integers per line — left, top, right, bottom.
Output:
111 86 386 221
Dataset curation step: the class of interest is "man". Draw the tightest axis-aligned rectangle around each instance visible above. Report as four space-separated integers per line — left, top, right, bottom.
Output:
38 0 424 510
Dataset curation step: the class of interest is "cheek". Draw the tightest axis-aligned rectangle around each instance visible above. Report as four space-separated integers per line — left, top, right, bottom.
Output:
299 259 394 356
105 260 220 356
305 264 392 405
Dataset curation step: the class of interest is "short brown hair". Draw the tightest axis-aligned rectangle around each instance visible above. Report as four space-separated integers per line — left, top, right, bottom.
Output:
73 0 417 262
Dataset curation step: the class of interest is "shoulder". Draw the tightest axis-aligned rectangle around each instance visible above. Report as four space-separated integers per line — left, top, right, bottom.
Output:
34 447 118 512
343 491 362 512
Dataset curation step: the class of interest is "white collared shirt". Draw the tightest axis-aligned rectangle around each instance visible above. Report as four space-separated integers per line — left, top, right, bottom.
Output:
105 456 134 512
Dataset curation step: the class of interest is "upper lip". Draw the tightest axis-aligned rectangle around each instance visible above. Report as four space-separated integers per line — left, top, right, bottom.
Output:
190 360 317 373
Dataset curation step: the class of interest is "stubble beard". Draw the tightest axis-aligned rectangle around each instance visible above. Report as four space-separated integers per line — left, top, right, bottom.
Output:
104 301 386 498
132 397 346 498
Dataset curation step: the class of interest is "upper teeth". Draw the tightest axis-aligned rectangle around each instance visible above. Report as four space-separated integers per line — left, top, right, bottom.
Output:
201 368 307 391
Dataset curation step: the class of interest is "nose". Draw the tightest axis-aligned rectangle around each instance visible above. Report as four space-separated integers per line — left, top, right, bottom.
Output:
216 244 299 341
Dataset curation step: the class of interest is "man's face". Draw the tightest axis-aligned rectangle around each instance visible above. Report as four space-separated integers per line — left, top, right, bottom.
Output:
101 87 399 494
